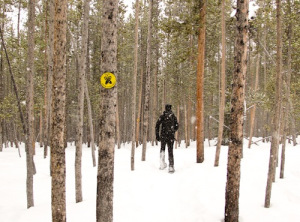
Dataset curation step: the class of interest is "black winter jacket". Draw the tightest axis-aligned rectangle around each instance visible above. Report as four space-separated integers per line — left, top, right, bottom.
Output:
155 110 179 142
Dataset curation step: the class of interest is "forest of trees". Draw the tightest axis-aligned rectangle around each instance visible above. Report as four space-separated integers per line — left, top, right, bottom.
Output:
0 0 299 154
0 0 299 221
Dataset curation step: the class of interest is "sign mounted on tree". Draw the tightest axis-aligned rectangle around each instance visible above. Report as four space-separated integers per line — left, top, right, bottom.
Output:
100 72 116 89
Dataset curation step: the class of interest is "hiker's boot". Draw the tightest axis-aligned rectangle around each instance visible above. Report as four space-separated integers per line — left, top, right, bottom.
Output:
168 165 175 173
159 151 167 170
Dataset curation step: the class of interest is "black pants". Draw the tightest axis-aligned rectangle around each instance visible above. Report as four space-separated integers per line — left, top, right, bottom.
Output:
160 140 174 167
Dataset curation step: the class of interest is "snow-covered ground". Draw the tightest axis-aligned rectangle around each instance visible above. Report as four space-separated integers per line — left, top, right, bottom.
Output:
0 138 300 222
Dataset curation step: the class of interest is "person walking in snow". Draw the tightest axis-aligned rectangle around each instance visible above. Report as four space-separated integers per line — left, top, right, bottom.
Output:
155 104 179 173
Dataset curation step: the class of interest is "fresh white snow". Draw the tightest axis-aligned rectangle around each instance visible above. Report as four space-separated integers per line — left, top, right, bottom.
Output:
1 138 300 222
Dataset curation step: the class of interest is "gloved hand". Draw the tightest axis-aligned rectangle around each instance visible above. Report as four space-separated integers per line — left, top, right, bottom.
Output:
156 135 160 141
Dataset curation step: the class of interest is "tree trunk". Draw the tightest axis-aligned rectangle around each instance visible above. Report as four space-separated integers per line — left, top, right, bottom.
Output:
26 0 35 209
248 53 260 148
131 0 140 171
280 0 293 179
285 0 296 146
184 103 188 148
141 0 153 161
151 18 158 147
39 109 43 147
196 0 206 163
224 0 249 221
262 4 267 143
96 0 118 221
75 0 90 203
136 69 143 147
214 0 226 167
44 0 54 158
51 0 67 220
12 121 19 149
265 0 283 208
84 78 96 167
187 100 191 147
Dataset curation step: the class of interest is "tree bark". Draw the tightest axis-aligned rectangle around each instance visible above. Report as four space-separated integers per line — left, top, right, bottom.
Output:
75 0 90 203
224 0 249 221
26 0 35 209
131 0 140 171
44 0 54 158
214 0 226 166
136 69 143 147
51 0 67 220
151 6 158 146
96 0 118 221
141 0 153 161
280 0 293 179
285 0 296 147
184 103 188 148
84 78 96 167
196 0 206 163
265 0 283 208
248 53 260 148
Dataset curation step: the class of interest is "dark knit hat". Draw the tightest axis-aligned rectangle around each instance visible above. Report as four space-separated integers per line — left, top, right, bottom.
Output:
165 104 172 112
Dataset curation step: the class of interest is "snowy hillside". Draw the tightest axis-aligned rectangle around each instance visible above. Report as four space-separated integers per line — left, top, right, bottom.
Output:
0 139 300 222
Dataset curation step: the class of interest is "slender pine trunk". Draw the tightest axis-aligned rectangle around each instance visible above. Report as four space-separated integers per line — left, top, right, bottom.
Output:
265 0 283 208
131 0 140 170
214 0 226 166
248 53 260 148
196 0 206 163
224 0 249 221
26 0 35 209
75 0 90 203
141 0 153 161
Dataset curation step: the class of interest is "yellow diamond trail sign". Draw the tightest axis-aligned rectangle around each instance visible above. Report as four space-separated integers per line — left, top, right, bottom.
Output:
100 72 116 89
